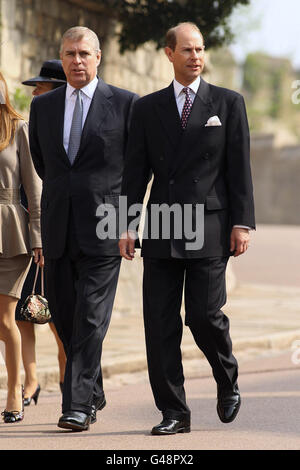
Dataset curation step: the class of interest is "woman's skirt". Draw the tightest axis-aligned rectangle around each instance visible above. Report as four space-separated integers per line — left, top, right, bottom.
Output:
0 254 32 299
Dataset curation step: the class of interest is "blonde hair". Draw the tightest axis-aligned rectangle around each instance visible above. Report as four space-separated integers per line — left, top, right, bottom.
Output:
60 26 100 54
0 72 23 152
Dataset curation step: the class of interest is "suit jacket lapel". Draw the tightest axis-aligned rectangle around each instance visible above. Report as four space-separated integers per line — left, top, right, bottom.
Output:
170 78 213 176
187 77 213 129
54 78 113 166
155 84 182 151
50 85 71 165
76 78 113 159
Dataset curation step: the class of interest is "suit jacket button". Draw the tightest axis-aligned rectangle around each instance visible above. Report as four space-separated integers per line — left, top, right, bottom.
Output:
169 179 174 185
203 153 209 159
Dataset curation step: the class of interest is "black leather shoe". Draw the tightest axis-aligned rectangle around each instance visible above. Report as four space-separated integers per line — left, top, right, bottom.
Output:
217 386 241 423
57 411 91 431
91 396 106 424
24 384 41 406
151 419 191 435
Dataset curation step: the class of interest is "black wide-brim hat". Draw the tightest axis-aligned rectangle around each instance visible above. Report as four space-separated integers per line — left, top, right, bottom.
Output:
22 59 66 86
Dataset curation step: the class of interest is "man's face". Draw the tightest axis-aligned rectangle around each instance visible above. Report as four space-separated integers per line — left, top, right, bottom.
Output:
32 82 54 96
60 36 101 89
165 26 205 86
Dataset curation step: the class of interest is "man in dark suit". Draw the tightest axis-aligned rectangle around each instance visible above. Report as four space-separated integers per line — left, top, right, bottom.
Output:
119 22 255 435
29 26 138 431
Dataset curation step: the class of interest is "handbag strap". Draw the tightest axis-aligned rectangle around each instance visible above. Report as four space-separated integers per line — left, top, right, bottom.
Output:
32 264 44 296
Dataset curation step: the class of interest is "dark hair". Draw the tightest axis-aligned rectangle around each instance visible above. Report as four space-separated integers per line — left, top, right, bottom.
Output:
165 22 204 51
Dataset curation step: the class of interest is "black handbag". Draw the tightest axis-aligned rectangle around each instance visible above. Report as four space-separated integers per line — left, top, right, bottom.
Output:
20 264 51 324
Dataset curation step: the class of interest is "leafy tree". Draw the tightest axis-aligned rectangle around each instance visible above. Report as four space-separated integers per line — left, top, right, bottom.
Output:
12 88 31 113
96 0 250 53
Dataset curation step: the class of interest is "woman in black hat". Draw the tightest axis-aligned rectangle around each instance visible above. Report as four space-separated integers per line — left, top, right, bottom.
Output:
22 59 67 96
16 60 67 406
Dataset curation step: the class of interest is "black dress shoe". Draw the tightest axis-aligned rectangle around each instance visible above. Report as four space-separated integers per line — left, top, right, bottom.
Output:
58 411 91 431
151 419 191 435
217 386 241 423
91 396 106 424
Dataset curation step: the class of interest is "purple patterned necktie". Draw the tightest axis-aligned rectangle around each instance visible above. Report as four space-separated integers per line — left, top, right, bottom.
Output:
181 87 192 129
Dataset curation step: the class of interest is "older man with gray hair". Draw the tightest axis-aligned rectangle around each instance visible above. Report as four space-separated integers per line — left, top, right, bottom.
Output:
29 26 138 431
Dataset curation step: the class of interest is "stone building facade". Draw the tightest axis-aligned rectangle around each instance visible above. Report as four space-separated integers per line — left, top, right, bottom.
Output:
0 0 174 95
251 134 300 225
1 0 299 229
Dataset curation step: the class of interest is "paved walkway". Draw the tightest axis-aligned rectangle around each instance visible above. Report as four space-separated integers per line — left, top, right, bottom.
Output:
1 224 300 390
1 352 299 450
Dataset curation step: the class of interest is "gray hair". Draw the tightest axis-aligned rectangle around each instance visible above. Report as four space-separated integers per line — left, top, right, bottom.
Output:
60 26 100 54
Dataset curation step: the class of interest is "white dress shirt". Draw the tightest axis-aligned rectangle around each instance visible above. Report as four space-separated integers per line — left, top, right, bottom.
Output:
172 76 250 232
173 76 200 117
63 76 98 154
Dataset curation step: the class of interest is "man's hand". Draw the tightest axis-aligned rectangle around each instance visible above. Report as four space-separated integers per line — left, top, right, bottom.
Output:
119 231 136 260
230 227 250 257
33 247 44 267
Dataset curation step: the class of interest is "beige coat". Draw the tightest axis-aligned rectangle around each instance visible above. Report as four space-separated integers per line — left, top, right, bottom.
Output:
0 120 42 257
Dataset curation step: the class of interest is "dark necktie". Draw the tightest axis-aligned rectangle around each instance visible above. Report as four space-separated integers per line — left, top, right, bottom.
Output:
68 89 83 165
181 87 192 129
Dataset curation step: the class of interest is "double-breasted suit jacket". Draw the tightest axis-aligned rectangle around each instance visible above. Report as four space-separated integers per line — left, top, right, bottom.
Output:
122 78 255 258
29 78 138 259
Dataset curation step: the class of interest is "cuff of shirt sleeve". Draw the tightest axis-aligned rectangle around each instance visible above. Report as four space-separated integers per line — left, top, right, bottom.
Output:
233 225 252 230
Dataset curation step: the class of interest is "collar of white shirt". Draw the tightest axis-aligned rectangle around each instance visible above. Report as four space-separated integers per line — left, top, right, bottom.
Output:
66 76 99 100
173 76 201 99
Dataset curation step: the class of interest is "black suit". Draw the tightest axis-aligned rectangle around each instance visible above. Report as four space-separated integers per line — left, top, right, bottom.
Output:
121 78 255 421
29 78 138 414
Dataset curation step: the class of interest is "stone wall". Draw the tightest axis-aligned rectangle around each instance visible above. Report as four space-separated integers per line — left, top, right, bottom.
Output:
0 0 173 97
101 34 173 95
250 134 300 225
0 0 113 91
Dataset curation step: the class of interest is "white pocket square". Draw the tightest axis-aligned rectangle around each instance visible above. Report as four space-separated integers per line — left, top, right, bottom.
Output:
205 115 222 127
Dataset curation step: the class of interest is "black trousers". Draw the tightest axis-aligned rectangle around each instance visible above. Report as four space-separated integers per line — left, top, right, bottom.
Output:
143 256 238 421
45 216 121 414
